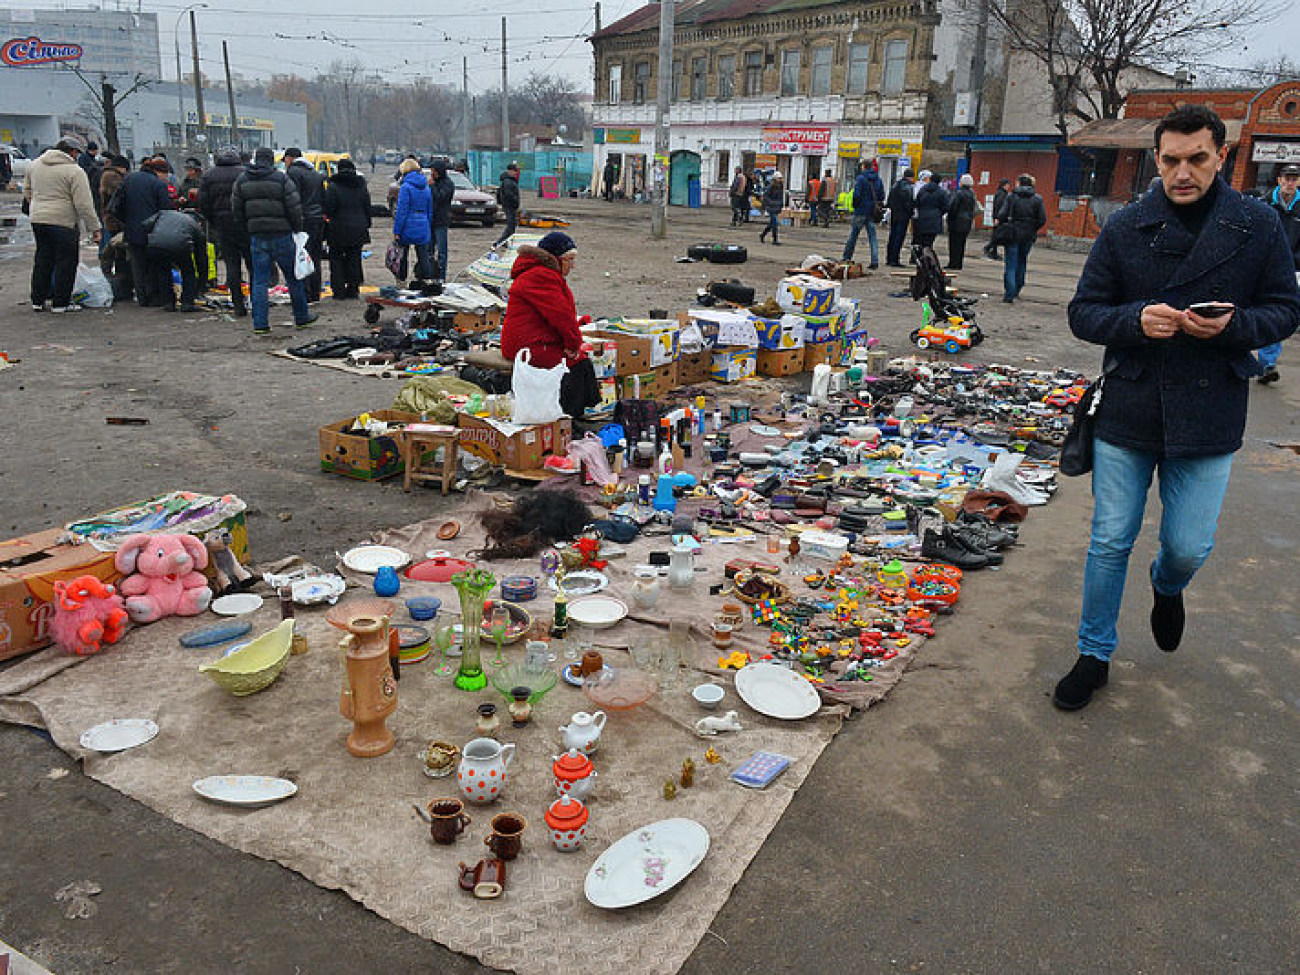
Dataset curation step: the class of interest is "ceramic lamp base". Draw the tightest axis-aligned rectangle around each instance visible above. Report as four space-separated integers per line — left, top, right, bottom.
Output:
347 722 395 757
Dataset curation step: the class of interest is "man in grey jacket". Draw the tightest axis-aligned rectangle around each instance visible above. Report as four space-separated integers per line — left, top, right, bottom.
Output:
145 208 204 312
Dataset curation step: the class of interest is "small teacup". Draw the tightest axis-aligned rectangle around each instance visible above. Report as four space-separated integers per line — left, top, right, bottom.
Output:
484 812 527 861
425 797 471 845
423 740 460 778
711 622 734 649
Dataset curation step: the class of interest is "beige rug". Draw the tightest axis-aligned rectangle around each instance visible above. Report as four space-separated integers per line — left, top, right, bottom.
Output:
0 509 934 974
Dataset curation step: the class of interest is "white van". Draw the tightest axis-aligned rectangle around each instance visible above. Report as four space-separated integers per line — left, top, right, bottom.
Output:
0 145 33 187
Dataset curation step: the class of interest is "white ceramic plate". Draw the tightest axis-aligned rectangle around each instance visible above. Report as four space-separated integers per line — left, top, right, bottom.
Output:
192 775 298 807
548 570 608 596
585 818 710 909
341 545 411 575
211 593 264 616
567 594 628 630
80 718 159 753
734 662 821 720
291 574 346 606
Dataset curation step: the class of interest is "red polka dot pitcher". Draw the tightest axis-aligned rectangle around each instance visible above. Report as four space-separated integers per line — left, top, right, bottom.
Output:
458 737 516 805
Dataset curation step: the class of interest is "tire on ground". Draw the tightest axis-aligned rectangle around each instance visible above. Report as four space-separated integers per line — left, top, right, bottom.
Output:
708 280 756 305
706 244 747 264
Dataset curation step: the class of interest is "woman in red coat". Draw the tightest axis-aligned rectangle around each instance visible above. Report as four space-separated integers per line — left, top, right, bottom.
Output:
501 232 598 418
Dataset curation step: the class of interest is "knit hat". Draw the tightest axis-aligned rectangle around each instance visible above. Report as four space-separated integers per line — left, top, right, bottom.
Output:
253 146 275 165
537 231 577 258
55 134 85 153
336 157 356 172
431 157 448 173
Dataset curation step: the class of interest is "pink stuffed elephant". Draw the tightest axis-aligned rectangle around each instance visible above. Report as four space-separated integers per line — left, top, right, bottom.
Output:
114 533 213 623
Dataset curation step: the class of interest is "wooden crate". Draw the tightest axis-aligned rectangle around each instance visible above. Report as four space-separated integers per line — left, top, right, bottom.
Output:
757 348 805 377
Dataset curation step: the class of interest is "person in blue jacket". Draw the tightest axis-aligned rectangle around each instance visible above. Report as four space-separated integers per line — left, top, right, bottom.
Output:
1053 104 1300 711
841 159 885 269
1255 162 1300 383
392 158 433 282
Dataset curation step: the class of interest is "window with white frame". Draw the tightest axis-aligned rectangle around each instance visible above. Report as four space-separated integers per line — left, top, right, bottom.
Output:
883 39 907 95
608 63 622 104
810 46 832 95
780 49 801 96
847 42 870 94
718 54 735 101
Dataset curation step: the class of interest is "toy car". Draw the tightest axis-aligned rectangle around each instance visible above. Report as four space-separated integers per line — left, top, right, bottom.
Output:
909 318 984 354
1043 385 1088 407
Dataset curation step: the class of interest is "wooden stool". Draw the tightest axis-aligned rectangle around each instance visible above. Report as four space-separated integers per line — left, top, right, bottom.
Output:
402 427 460 495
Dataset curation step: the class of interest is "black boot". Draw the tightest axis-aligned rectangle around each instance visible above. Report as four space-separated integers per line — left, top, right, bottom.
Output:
948 524 1004 565
1150 583 1185 652
1053 655 1109 710
921 527 989 569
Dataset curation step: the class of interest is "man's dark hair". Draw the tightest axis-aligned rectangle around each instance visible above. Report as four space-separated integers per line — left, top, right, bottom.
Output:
283 147 303 159
1154 104 1226 150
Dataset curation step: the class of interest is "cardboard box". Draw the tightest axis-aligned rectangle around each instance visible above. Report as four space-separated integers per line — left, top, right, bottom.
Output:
585 337 620 380
319 409 423 481
753 313 806 351
590 320 679 374
457 415 572 471
453 308 503 334
677 349 713 385
778 275 842 316
804 340 845 370
615 362 679 400
711 346 756 383
757 347 805 377
801 311 847 345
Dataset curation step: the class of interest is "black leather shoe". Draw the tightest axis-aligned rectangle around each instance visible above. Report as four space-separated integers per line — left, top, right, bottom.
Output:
957 510 1018 549
1053 655 1109 710
948 525 1005 565
921 527 989 569
1150 585 1185 652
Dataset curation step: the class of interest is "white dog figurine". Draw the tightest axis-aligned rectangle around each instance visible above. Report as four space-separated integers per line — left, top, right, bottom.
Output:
695 710 742 737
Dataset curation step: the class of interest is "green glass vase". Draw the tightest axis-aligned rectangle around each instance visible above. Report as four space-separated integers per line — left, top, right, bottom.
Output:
452 568 496 691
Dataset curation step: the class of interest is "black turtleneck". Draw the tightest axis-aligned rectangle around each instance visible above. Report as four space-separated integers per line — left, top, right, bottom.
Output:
1170 178 1219 238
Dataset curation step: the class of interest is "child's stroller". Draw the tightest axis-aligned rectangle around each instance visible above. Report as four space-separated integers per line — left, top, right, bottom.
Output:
908 244 984 353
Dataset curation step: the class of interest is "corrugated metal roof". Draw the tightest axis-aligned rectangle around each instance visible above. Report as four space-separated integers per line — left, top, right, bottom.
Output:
593 0 846 39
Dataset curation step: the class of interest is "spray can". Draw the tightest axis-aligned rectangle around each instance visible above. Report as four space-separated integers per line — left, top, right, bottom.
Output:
637 474 652 505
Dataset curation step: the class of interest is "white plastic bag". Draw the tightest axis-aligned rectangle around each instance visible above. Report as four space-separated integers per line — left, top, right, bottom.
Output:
292 231 314 280
73 263 113 308
510 349 568 425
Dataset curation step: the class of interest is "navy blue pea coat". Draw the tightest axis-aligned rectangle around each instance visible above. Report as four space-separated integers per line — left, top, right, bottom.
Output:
1068 177 1300 456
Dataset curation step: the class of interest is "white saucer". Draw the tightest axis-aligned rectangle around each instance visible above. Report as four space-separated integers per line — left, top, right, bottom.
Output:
80 718 159 753
211 593 264 616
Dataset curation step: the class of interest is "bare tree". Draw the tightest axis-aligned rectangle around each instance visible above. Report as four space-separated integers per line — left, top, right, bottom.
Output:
1196 53 1300 88
71 68 153 154
992 0 1285 136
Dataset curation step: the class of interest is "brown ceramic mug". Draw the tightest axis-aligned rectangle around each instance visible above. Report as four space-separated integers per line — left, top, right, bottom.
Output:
580 649 604 677
458 857 506 899
426 797 471 845
484 812 527 861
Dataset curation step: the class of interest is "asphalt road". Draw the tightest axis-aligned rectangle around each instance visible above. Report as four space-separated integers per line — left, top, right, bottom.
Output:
0 187 1296 974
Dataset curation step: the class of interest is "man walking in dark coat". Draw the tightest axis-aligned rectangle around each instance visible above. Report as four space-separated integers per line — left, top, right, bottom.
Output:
602 158 618 201
946 173 978 269
884 169 916 267
283 148 325 301
984 177 1012 259
200 145 253 316
997 173 1047 302
232 146 315 335
911 171 949 254
428 158 454 280
1256 163 1300 383
323 158 371 299
493 162 521 249
119 157 174 307
728 167 748 227
1052 104 1300 711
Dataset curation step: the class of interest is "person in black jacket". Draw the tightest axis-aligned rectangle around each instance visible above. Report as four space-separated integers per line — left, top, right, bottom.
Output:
428 158 454 280
322 158 371 299
997 173 1048 302
1256 163 1300 383
884 170 916 266
758 174 785 245
946 173 978 270
200 145 253 316
145 209 204 311
493 162 520 249
232 146 315 335
119 158 174 306
984 177 1012 259
911 172 949 254
283 147 325 301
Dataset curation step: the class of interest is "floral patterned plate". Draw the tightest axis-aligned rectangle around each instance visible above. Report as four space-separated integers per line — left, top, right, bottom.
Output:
584 818 709 909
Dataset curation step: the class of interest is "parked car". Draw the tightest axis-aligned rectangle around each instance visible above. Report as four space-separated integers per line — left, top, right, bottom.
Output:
0 144 33 187
385 168 499 227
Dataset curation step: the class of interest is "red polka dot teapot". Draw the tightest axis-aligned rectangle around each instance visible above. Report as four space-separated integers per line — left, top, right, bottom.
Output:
552 747 598 801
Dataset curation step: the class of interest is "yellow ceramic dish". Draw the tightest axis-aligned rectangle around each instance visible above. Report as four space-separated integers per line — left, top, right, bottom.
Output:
199 619 294 696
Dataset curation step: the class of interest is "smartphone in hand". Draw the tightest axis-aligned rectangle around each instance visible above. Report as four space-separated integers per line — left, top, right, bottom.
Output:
1187 302 1235 318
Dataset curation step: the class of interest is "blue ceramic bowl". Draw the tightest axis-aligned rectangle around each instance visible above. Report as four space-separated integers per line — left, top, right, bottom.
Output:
405 596 442 621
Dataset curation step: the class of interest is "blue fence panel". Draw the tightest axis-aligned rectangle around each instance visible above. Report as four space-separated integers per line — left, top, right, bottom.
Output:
469 149 593 196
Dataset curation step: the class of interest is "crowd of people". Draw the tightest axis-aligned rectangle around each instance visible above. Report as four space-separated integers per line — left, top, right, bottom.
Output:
21 135 383 333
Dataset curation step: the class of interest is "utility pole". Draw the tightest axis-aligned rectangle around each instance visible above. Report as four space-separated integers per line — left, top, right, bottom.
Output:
189 10 206 152
462 56 471 164
222 40 238 147
969 0 989 132
101 79 120 154
500 18 510 153
651 0 675 239
174 38 186 151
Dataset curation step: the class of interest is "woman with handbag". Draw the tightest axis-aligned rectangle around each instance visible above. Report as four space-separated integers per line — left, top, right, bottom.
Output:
501 232 598 419
390 158 432 283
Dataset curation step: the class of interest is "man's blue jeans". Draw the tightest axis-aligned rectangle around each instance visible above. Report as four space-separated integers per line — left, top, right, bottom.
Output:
1256 342 1281 369
998 239 1029 300
250 234 309 330
432 226 448 281
1078 439 1233 661
842 214 878 265
1003 239 1033 299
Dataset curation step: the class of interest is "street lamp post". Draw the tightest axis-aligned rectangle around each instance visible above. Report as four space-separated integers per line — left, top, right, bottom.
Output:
173 3 208 153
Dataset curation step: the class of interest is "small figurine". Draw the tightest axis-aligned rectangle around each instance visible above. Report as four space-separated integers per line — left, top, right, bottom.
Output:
680 757 696 788
695 710 743 737
663 779 677 800
704 746 723 765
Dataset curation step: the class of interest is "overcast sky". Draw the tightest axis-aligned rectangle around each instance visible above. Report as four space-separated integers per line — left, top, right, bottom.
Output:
133 0 1300 94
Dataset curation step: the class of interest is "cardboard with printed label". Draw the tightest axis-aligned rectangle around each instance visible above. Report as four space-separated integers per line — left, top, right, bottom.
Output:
319 410 425 481
588 320 679 374
777 275 842 316
615 362 679 400
753 313 807 351
712 346 756 383
456 415 572 470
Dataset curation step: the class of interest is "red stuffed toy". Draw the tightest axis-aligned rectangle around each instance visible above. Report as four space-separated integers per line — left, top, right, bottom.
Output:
49 575 129 656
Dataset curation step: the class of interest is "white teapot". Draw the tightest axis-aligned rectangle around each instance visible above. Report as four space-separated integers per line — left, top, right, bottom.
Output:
559 710 607 755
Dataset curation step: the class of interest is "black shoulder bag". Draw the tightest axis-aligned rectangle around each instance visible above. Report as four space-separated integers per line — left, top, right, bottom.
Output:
1058 376 1103 476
